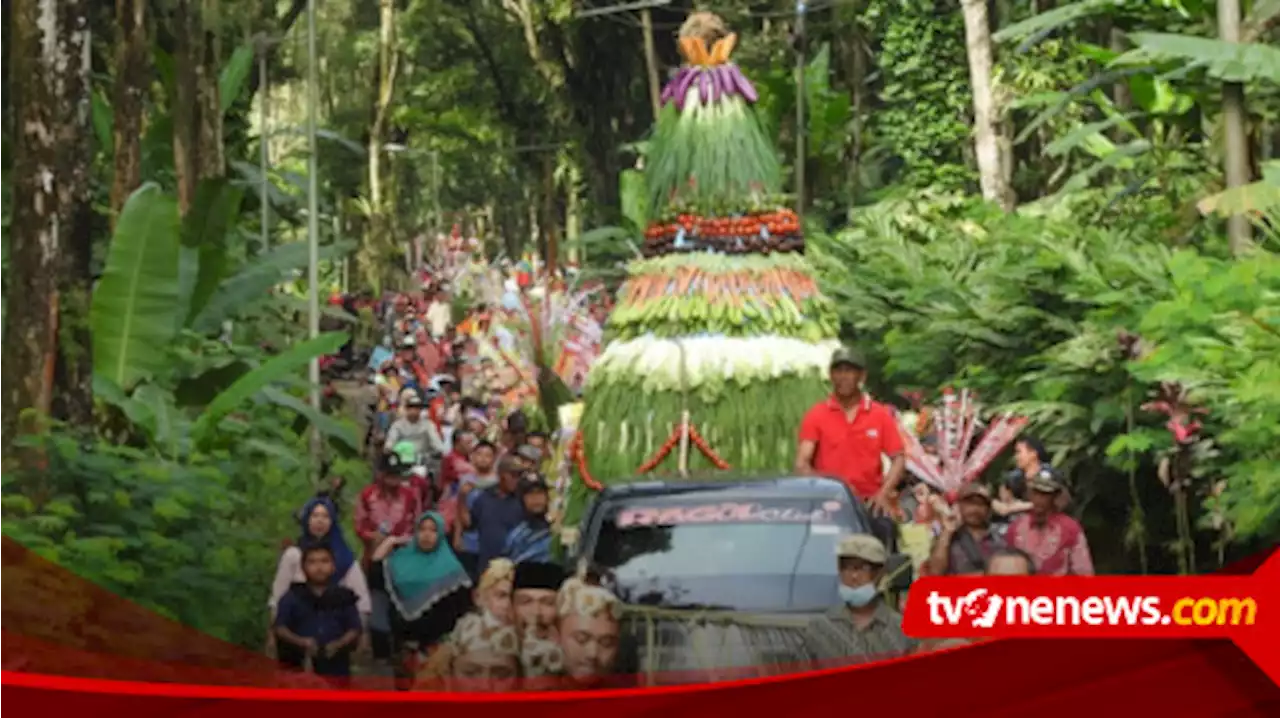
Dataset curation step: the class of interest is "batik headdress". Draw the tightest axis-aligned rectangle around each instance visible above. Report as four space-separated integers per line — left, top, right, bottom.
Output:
519 629 565 678
556 577 623 622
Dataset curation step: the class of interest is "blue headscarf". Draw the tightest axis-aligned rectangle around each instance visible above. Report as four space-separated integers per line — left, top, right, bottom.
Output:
298 497 356 585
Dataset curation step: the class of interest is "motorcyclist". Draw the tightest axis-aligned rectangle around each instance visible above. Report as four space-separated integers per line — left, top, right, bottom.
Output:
384 392 446 466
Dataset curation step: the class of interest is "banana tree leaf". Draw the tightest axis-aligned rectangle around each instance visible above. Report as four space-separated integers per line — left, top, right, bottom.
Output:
192 331 348 444
90 183 182 389
1125 33 1280 84
993 0 1118 48
219 43 255 113
188 240 356 334
261 386 360 451
180 179 247 327
173 360 253 407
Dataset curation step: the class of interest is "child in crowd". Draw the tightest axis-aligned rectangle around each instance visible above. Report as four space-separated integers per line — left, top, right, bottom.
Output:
273 543 363 682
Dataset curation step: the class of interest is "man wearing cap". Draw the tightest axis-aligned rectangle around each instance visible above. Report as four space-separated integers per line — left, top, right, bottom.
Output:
512 444 543 473
502 473 553 564
355 453 423 568
463 455 527 575
805 534 916 659
1005 469 1094 576
927 483 1005 576
354 451 424 664
384 390 446 462
796 346 906 519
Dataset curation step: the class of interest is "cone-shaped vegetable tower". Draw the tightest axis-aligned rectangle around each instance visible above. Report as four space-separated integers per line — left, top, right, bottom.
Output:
564 13 840 526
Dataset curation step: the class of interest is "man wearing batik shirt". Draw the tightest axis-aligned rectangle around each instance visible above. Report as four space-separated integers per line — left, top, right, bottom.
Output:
1006 469 1095 576
354 453 422 568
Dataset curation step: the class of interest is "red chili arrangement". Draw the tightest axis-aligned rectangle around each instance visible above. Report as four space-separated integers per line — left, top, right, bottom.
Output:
572 423 731 493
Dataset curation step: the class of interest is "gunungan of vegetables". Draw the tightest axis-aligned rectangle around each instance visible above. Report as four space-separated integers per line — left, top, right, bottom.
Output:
644 12 783 229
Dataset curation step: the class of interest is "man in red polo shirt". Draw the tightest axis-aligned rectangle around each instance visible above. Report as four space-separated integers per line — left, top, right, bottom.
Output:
795 346 906 518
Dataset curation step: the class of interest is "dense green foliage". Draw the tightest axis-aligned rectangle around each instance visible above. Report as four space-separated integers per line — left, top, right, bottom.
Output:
810 191 1279 570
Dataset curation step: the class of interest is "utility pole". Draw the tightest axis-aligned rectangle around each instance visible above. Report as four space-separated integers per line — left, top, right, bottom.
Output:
305 0 323 482
794 1 807 213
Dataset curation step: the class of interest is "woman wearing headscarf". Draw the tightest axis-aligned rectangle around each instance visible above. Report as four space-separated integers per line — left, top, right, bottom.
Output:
267 498 371 656
412 610 521 692
374 512 474 680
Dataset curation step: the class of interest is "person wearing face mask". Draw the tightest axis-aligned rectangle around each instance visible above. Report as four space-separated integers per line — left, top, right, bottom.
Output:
805 534 917 661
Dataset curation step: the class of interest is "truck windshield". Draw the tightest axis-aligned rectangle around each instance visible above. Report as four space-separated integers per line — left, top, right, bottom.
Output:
589 495 862 613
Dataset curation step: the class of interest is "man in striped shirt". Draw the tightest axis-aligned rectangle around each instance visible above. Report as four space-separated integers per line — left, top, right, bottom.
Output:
502 473 552 564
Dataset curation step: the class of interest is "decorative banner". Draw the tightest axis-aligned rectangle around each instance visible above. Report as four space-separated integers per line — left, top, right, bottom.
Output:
896 389 1026 496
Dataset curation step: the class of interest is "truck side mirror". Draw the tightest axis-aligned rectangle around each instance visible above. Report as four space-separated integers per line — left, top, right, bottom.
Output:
884 552 914 593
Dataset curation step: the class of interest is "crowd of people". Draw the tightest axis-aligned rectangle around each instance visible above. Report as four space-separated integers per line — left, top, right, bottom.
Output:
268 254 627 691
264 242 1097 691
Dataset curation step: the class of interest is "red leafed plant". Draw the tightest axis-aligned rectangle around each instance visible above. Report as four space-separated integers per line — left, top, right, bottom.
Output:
1140 381 1208 445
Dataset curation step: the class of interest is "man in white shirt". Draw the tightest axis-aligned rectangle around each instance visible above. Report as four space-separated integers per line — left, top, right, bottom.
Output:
426 288 452 340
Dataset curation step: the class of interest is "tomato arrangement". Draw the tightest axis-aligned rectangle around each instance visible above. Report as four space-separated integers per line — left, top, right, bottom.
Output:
642 209 803 257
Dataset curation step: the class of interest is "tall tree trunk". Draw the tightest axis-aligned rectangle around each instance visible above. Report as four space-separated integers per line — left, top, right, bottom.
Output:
171 0 203 214
1218 0 1252 254
361 0 398 291
3 0 94 454
196 0 224 181
109 0 148 225
961 0 1014 210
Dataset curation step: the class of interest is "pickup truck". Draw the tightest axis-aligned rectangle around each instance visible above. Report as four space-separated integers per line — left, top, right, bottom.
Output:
567 475 913 684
